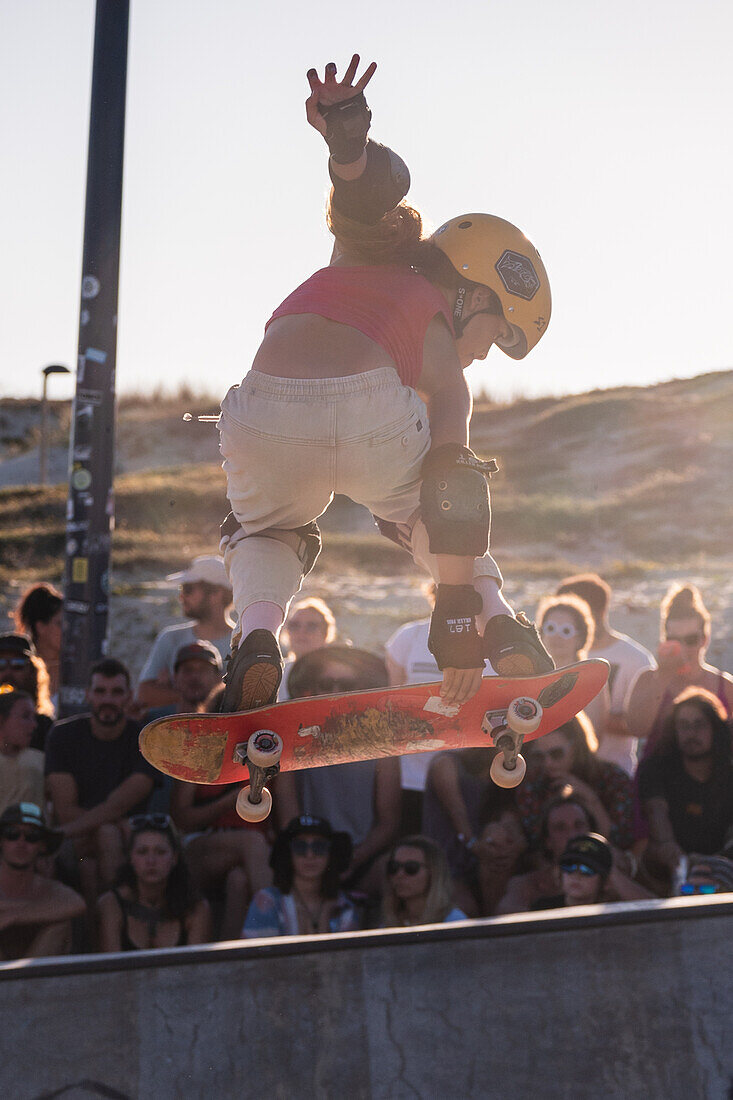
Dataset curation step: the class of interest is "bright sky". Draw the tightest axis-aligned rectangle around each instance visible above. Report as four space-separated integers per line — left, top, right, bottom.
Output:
2 0 732 407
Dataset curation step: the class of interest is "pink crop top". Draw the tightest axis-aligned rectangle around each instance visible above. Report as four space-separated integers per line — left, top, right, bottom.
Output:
265 265 454 388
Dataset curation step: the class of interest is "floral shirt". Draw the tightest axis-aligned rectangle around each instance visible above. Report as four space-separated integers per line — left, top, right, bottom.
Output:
242 887 360 939
517 761 634 850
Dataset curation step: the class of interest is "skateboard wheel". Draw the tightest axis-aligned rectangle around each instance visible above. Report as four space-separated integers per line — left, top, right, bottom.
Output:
490 752 527 789
506 697 542 736
236 785 273 822
247 730 283 768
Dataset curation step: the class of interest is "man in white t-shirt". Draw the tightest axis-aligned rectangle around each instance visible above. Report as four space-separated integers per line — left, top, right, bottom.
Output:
385 585 494 832
136 555 234 709
556 573 655 775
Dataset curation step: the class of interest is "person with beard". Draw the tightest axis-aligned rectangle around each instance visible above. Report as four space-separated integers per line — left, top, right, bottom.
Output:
135 555 234 710
45 659 155 905
144 641 224 721
638 687 733 886
0 802 84 960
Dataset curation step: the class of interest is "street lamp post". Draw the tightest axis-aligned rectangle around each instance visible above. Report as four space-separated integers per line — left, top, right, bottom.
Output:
40 364 71 485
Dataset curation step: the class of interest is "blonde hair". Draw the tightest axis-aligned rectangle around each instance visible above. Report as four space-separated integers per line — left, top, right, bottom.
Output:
536 594 595 656
327 196 426 265
286 597 337 643
381 835 456 927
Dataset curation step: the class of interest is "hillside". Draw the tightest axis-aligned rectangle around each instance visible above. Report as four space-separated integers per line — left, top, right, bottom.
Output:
2 371 732 678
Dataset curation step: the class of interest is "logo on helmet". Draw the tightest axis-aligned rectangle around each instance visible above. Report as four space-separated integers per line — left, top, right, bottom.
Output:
495 251 540 301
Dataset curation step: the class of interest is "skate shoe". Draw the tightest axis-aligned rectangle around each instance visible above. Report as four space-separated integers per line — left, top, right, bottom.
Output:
219 629 283 712
483 612 555 677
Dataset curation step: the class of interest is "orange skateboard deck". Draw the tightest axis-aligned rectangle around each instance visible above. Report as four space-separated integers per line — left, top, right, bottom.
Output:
140 659 609 793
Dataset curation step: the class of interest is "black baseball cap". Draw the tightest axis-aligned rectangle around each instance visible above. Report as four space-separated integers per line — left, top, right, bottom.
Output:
0 633 35 657
560 833 613 877
174 640 223 671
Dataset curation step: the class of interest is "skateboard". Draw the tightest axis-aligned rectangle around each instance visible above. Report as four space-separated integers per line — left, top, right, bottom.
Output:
140 658 609 823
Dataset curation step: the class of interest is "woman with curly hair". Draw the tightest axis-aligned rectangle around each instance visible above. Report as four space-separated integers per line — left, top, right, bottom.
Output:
638 687 733 882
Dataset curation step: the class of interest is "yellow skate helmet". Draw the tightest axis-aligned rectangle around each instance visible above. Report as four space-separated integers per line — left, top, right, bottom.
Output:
432 213 551 359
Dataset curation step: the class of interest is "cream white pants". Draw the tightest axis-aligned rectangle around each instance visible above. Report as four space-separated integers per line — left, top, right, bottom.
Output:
219 368 502 625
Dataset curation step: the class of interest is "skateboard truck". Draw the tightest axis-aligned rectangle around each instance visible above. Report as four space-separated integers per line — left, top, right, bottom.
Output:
233 730 284 822
481 697 543 789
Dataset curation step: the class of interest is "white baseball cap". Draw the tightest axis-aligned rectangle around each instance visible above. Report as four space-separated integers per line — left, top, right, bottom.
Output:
166 555 231 590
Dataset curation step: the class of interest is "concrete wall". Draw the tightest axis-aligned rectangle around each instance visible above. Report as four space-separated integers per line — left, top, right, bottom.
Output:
2 897 733 1100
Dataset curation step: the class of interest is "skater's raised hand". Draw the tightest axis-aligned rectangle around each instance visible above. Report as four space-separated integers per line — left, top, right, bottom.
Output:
305 54 377 136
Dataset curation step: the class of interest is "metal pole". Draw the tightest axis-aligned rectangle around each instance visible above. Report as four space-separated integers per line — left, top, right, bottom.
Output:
40 374 48 486
59 0 129 716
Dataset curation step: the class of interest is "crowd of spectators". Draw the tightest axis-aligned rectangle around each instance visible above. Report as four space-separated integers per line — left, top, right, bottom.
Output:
1 565 732 961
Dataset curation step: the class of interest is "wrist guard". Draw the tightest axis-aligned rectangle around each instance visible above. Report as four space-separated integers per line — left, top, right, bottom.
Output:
420 444 497 557
319 91 372 164
330 140 411 225
428 584 485 671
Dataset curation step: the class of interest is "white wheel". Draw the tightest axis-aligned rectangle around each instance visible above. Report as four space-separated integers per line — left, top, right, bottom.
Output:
247 730 283 768
236 785 273 822
490 752 527 789
506 697 542 736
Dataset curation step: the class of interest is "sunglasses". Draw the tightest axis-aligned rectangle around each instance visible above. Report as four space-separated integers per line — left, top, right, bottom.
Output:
291 838 330 857
0 657 30 671
665 633 703 646
679 882 718 895
1 826 44 844
129 813 173 833
560 862 598 877
387 859 427 877
318 677 358 694
541 622 578 639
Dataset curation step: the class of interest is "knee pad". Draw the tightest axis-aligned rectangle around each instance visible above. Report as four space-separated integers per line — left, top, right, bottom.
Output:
220 514 322 578
419 445 496 557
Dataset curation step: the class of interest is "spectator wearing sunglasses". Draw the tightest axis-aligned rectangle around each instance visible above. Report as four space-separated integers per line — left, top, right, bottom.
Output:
627 584 733 763
0 633 54 751
677 854 733 898
516 714 633 851
243 815 358 938
381 835 466 927
97 814 211 952
274 648 401 897
0 802 84 961
638 688 733 888
278 597 338 700
496 793 651 914
536 596 610 740
555 574 655 776
135 556 234 712
0 687 44 816
550 833 613 909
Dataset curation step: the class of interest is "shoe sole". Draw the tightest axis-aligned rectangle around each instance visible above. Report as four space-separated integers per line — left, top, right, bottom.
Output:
238 661 281 710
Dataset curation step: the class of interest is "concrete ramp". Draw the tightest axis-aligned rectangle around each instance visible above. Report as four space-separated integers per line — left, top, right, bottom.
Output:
2 896 732 1099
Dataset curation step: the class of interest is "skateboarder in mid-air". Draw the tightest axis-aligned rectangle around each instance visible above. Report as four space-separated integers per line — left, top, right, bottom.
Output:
218 55 554 714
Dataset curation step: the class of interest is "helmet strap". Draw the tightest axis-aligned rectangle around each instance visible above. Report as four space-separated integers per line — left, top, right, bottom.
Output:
453 283 503 338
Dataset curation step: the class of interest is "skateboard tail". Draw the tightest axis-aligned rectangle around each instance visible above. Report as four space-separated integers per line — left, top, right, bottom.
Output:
139 718 229 784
